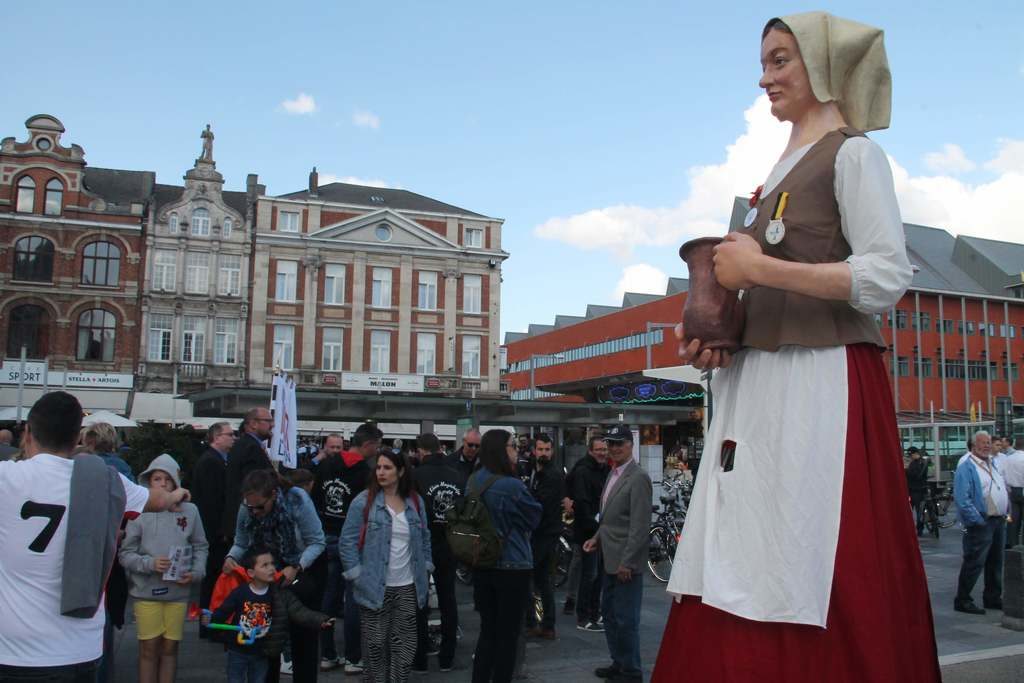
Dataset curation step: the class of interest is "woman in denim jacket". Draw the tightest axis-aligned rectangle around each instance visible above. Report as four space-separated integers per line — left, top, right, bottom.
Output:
340 451 432 682
469 429 542 683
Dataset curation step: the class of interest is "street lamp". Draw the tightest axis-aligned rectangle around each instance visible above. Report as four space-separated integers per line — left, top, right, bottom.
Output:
644 322 678 370
529 353 565 400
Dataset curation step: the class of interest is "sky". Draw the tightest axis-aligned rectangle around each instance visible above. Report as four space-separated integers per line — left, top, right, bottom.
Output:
5 1 1023 339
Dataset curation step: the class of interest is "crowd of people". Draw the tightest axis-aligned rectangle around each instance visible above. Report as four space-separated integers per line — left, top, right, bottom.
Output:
0 395 655 683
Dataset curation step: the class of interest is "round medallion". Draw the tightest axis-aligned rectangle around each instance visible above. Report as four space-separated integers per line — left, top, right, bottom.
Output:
36 137 52 151
375 224 393 242
743 207 758 228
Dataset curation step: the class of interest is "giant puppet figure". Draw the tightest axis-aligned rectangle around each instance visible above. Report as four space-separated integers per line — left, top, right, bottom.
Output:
652 12 941 683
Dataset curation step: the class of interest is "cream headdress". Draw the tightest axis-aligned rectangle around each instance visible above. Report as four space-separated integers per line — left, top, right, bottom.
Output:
766 12 892 131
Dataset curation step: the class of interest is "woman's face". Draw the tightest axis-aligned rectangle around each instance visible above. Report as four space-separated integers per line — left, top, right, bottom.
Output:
244 490 276 518
148 470 175 493
506 438 518 468
376 457 401 488
759 28 816 123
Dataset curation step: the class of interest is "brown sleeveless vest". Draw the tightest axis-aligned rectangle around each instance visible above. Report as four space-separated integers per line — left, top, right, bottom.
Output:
740 128 885 351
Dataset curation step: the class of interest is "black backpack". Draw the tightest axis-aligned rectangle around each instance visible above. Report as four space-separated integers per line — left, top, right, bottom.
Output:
445 474 503 569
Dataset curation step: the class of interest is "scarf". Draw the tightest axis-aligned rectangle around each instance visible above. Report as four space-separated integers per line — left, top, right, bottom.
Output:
245 487 301 567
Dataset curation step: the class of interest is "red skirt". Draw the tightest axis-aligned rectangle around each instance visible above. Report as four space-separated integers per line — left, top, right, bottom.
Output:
652 344 940 682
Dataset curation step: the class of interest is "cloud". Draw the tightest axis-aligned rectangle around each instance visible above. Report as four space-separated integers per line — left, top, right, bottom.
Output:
317 173 393 188
613 264 669 302
534 96 788 253
352 110 381 130
281 93 317 115
534 94 1024 252
923 144 975 174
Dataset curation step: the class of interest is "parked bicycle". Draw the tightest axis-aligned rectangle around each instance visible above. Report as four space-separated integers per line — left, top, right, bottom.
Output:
648 478 690 582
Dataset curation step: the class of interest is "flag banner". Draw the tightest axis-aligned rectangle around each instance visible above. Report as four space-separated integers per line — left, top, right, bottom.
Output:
270 374 298 468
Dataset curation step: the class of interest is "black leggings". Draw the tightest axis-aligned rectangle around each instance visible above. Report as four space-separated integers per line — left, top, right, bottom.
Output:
266 572 321 683
471 569 531 683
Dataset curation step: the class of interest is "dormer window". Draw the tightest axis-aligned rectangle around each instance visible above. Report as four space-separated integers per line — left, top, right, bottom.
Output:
44 179 63 216
191 208 210 236
370 195 385 203
16 176 35 213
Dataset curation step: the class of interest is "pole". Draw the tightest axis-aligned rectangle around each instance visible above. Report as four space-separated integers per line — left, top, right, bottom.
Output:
171 364 178 427
15 346 27 422
529 355 536 401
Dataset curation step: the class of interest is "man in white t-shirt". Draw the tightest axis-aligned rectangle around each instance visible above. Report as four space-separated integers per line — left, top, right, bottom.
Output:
1003 437 1024 548
0 392 190 681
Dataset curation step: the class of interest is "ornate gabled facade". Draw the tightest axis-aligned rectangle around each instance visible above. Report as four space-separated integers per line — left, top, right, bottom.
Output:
0 115 150 411
248 170 508 396
138 125 255 393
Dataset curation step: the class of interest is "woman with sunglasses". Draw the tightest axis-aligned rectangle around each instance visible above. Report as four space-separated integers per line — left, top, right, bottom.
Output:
224 469 326 682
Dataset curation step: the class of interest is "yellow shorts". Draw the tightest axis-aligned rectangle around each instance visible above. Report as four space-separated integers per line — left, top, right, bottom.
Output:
133 600 187 641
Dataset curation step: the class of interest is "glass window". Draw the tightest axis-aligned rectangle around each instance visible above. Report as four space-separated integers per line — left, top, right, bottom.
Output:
324 264 346 304
465 227 483 248
16 176 35 212
218 254 241 296
168 213 179 234
191 208 210 236
462 335 481 378
185 252 210 294
13 236 54 282
463 274 482 314
966 321 976 335
279 211 300 232
914 357 933 378
275 260 297 301
7 304 48 359
44 179 63 216
322 327 343 371
370 330 391 373
153 249 177 291
941 319 954 334
418 271 438 310
222 217 233 239
76 309 116 362
81 241 121 286
181 316 206 363
895 310 907 330
274 325 295 370
214 318 238 365
1006 363 1020 381
416 333 436 375
371 267 392 308
148 313 173 361
896 356 909 377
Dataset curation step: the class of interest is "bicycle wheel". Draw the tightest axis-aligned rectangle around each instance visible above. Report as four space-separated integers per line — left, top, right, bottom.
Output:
926 502 940 539
647 526 673 582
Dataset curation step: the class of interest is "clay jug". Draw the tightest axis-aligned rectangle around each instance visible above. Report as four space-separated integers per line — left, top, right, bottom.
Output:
678 237 745 353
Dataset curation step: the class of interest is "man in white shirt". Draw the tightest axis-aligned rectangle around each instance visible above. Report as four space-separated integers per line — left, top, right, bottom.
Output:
1002 437 1024 548
0 391 190 681
953 430 1010 614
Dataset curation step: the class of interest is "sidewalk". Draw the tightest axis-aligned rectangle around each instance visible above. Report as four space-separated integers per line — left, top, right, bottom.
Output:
111 527 1024 681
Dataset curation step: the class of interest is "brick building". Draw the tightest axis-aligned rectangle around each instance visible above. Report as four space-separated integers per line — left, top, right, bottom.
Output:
0 115 151 412
503 202 1024 467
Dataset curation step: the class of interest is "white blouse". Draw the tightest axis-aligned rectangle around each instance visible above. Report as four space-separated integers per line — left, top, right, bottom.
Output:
386 506 414 587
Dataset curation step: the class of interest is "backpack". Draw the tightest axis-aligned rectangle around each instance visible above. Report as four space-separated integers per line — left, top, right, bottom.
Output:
445 474 504 569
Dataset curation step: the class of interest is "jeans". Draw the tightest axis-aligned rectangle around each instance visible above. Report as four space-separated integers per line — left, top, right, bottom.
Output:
472 569 531 683
576 546 602 624
1009 488 1023 548
956 516 1006 605
0 659 99 683
415 545 459 669
226 650 269 683
601 572 643 675
525 535 557 630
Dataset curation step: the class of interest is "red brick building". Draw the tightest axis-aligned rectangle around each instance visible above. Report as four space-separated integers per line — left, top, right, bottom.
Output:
0 115 151 412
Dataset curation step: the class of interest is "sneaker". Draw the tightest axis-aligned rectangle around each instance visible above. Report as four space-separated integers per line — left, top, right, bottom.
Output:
577 621 604 633
983 598 1003 610
412 665 429 675
525 626 556 640
280 654 293 675
427 635 441 656
953 600 985 615
562 598 576 615
594 665 620 678
440 662 455 672
344 659 364 675
321 657 341 671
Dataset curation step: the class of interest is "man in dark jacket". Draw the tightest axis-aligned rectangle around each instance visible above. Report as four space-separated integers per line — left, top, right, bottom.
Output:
193 421 236 637
412 432 467 672
312 425 379 673
905 447 929 536
568 436 609 630
221 407 274 541
524 433 565 639
444 428 481 480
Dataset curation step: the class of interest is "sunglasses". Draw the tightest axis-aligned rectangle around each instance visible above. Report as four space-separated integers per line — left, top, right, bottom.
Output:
245 499 271 512
464 443 480 449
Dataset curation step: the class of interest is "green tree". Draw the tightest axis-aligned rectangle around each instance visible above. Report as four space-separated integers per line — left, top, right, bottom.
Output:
125 423 204 486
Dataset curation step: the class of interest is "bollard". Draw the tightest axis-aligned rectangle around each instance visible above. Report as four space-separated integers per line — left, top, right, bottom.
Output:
1003 546 1024 631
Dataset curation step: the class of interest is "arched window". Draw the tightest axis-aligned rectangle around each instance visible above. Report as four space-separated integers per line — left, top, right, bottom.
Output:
81 241 121 286
13 236 55 282
44 178 63 216
6 304 49 359
222 216 232 239
76 309 116 361
191 208 210 236
169 212 179 233
16 176 35 212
